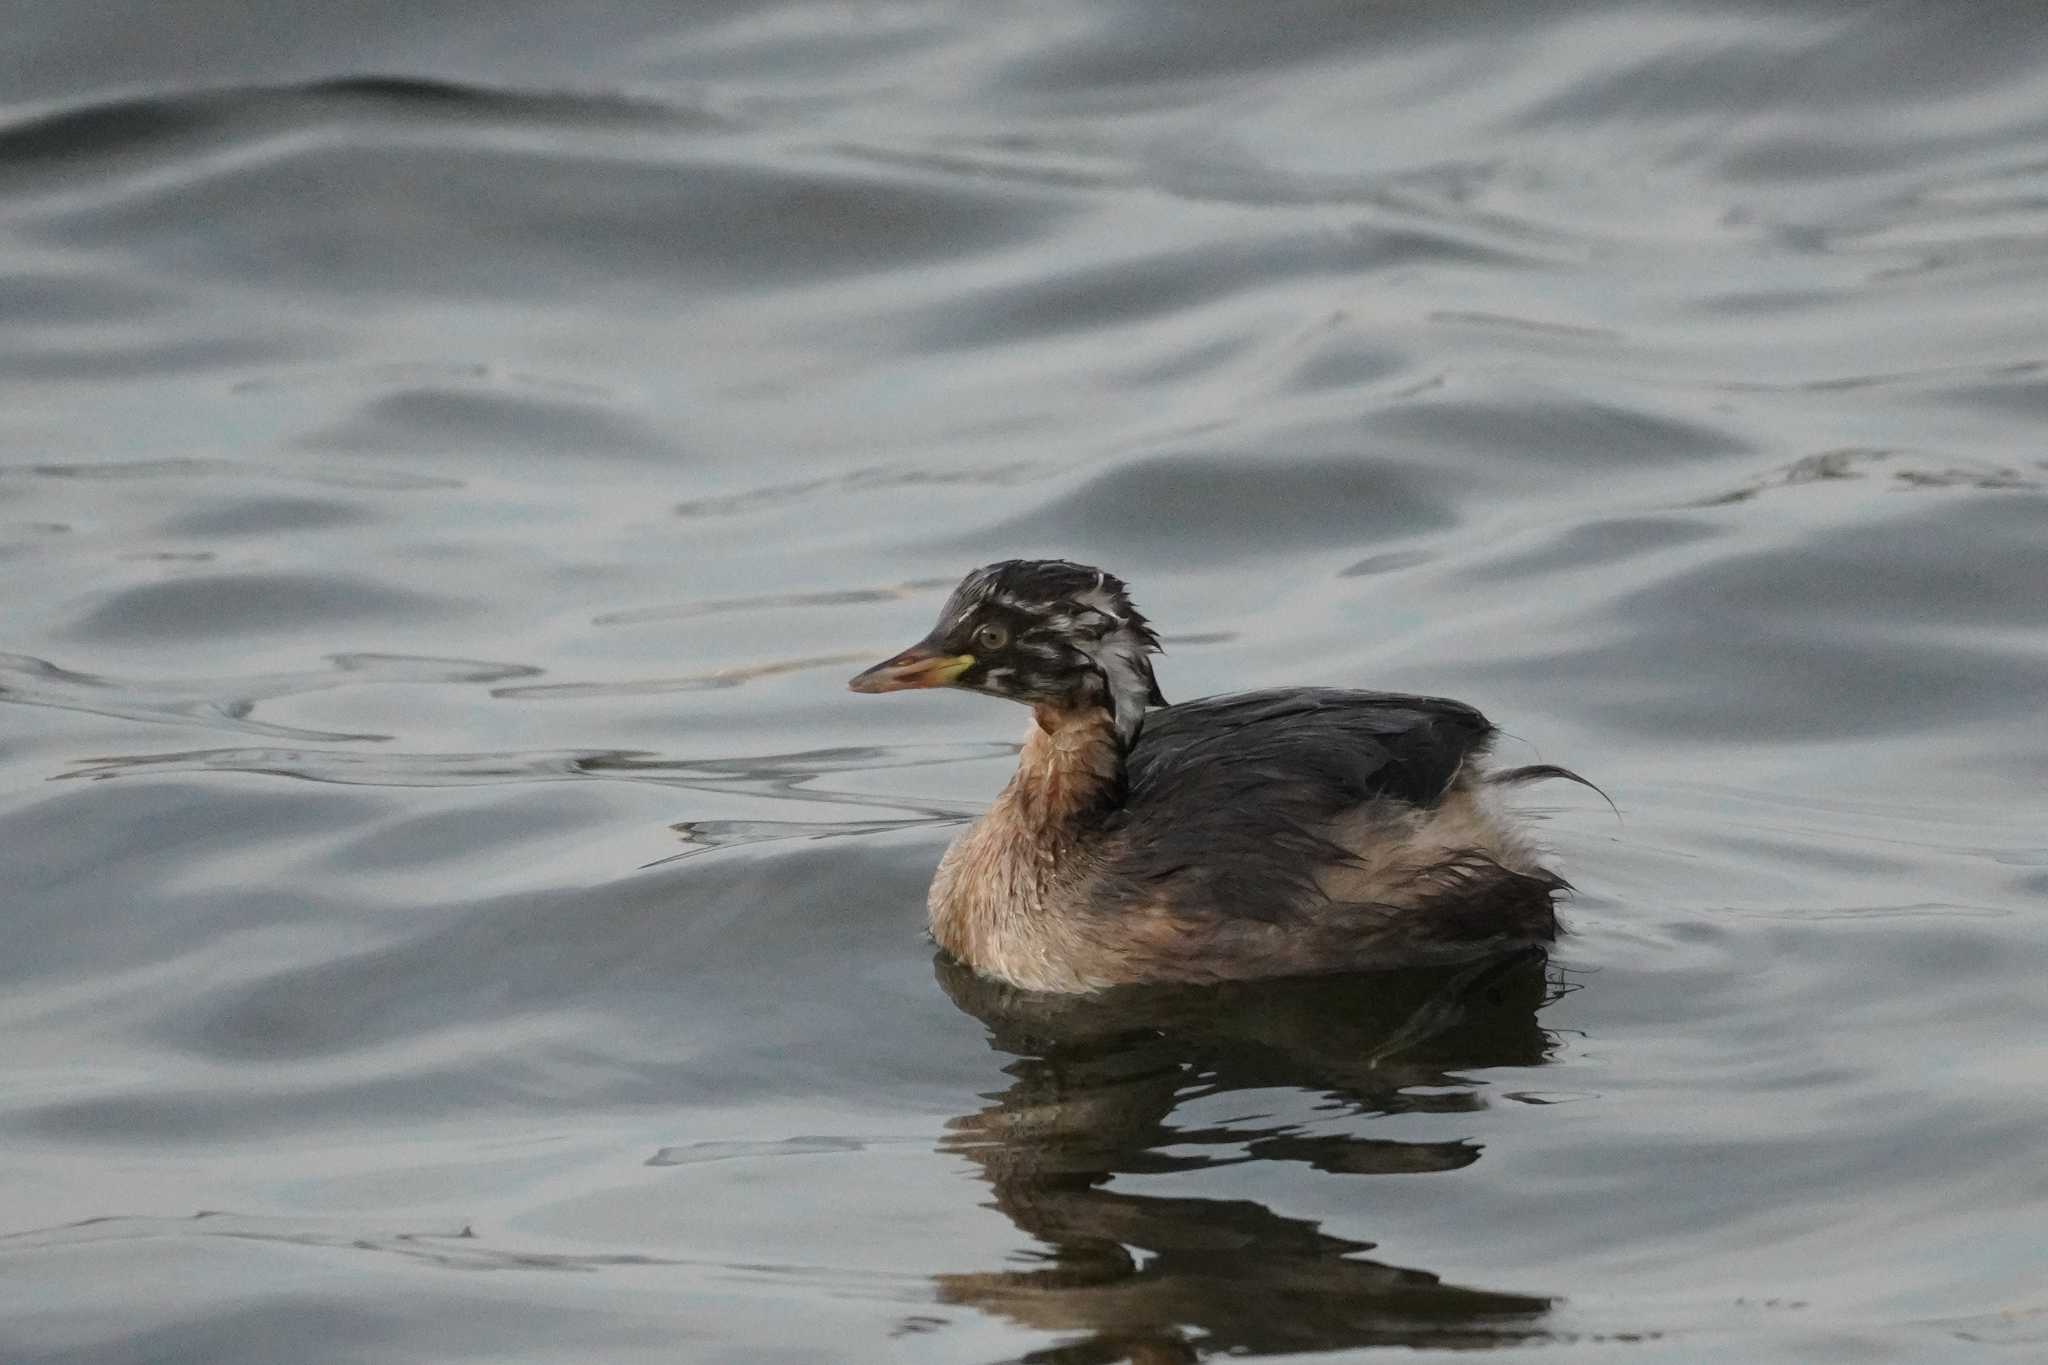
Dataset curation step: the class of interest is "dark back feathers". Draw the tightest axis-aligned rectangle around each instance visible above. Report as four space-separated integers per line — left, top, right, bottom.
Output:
1105 688 1500 921
1127 688 1493 807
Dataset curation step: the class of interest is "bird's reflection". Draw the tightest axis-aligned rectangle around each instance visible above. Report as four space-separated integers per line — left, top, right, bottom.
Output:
930 951 1568 1361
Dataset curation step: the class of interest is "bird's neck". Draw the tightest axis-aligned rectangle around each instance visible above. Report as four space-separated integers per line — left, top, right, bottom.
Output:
925 704 1128 992
1004 704 1125 833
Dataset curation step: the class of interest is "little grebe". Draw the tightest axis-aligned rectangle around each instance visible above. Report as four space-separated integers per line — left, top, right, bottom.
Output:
849 560 1585 994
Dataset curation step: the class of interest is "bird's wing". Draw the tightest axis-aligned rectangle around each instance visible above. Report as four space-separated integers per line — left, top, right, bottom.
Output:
1126 687 1496 810
1104 688 1501 921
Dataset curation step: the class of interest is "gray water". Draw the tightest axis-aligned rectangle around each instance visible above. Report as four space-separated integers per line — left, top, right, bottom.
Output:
3 3 2046 1361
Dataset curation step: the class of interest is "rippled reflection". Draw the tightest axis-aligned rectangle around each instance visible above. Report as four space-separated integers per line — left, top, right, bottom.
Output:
929 953 1565 1359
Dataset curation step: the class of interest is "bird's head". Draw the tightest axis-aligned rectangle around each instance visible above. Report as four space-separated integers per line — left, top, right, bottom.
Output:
848 559 1166 744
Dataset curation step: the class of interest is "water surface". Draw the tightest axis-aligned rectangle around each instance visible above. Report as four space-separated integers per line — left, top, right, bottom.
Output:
3 3 2047 1360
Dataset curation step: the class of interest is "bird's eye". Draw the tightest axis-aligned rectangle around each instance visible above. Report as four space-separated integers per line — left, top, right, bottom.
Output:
973 623 1009 652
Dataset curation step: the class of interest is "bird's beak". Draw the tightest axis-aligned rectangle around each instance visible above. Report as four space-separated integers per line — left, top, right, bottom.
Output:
847 642 975 694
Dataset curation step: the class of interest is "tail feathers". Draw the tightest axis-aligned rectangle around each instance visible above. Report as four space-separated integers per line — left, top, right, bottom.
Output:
1318 852 1563 969
1488 763 1618 818
1412 853 1564 948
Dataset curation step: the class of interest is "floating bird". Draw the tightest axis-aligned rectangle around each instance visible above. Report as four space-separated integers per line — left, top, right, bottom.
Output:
850 560 1587 993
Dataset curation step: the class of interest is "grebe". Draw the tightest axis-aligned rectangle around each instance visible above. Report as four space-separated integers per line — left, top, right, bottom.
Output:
849 560 1585 994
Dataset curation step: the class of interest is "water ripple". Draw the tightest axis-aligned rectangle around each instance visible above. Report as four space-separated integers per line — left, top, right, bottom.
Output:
0 76 731 187
491 652 869 698
0 1211 925 1286
2 652 536 742
55 742 1010 815
593 580 953 628
0 457 461 492
672 461 1060 519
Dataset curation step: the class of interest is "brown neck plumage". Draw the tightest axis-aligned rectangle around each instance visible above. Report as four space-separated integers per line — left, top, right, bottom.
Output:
1006 703 1126 832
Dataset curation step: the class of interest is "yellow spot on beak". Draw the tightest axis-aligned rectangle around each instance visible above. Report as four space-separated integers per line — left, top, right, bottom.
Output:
847 649 976 693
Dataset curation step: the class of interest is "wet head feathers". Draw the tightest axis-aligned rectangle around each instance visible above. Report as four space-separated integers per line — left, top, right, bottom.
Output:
934 560 1166 741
